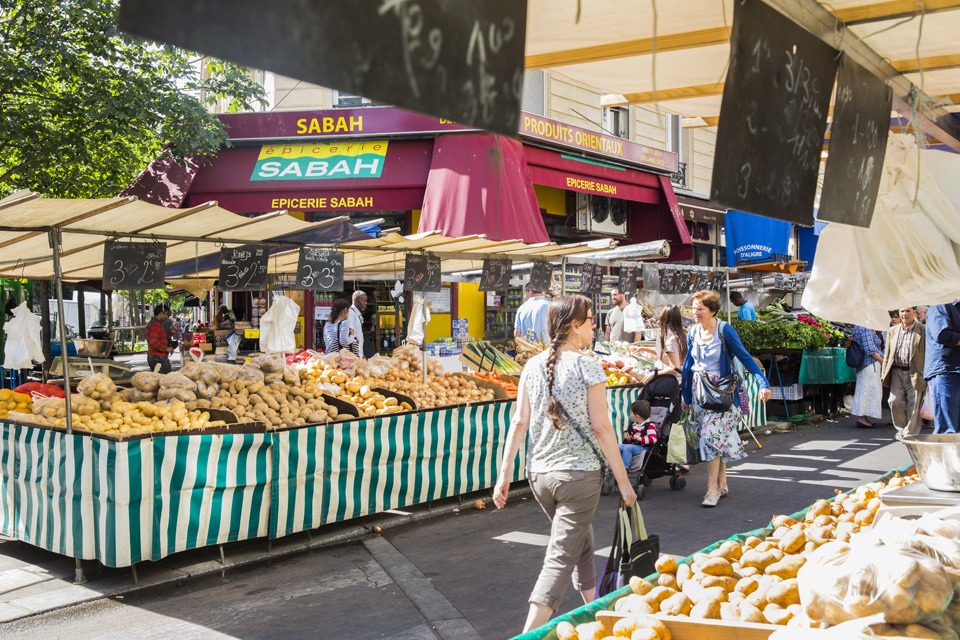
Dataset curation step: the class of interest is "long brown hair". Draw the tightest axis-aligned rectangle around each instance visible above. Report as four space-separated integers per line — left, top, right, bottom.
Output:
544 294 593 429
659 305 687 360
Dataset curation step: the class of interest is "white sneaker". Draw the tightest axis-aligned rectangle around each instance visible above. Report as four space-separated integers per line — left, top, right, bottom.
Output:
702 491 719 507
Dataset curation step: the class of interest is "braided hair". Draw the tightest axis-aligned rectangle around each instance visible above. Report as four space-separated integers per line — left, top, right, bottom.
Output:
544 294 593 429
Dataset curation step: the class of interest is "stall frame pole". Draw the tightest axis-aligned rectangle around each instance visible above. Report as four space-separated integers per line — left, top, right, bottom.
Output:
49 229 73 434
725 270 732 321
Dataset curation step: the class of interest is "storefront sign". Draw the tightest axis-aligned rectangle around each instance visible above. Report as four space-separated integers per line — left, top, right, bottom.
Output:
520 113 678 174
724 210 791 266
565 176 620 195
251 142 388 181
676 196 726 225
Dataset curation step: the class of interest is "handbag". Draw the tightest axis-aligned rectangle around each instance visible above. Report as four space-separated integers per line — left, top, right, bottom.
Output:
845 338 866 371
596 503 660 598
665 411 687 464
692 321 739 413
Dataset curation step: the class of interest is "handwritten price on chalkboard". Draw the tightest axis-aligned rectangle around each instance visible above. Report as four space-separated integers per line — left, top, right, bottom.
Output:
223 262 267 290
300 266 337 290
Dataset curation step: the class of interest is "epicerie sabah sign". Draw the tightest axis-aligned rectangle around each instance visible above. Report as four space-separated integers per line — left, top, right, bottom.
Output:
251 141 389 181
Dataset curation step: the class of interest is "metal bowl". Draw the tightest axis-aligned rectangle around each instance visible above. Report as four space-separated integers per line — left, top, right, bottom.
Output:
901 434 960 492
72 339 113 359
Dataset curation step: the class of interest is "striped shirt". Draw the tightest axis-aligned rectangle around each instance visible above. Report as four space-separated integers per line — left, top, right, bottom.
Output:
145 317 169 356
894 323 915 367
625 421 658 446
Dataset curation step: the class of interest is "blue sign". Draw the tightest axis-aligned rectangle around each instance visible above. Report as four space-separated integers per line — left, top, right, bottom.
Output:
724 210 792 267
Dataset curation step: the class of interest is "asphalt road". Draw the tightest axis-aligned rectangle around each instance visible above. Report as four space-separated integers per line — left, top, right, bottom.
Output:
0 419 911 640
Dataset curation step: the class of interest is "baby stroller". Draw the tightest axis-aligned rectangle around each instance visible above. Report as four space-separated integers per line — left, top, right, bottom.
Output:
627 372 687 500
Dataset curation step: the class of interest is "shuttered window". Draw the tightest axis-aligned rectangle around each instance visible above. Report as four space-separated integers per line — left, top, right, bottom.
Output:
521 70 545 115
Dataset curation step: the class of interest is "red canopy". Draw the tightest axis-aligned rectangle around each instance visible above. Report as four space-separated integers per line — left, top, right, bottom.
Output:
418 133 549 244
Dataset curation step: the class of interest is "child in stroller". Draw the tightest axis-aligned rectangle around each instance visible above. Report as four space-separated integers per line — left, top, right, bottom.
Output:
619 400 658 471
625 372 687 500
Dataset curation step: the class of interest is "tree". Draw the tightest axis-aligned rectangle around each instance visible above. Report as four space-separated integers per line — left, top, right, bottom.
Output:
0 0 266 199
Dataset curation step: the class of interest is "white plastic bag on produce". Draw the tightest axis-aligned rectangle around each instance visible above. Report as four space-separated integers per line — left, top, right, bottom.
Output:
3 302 43 370
803 134 960 329
337 349 359 376
407 294 429 344
920 387 935 421
226 333 241 361
623 299 646 333
259 295 300 353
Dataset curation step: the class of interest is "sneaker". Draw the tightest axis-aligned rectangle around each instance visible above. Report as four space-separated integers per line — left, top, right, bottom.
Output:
702 491 719 507
719 486 729 498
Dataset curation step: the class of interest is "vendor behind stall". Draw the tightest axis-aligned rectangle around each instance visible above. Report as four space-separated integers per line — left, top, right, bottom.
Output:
146 304 173 374
215 305 236 330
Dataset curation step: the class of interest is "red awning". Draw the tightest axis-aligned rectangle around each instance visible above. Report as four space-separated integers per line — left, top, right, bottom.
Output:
418 133 549 244
120 151 200 207
526 165 661 203
185 139 434 212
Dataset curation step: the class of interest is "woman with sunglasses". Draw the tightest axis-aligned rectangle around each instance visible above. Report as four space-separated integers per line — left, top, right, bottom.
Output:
493 294 636 633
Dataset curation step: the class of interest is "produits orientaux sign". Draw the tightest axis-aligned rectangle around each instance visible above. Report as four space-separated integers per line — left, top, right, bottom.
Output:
250 141 389 181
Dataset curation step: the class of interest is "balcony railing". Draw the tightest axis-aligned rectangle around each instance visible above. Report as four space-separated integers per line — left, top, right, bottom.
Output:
670 162 687 187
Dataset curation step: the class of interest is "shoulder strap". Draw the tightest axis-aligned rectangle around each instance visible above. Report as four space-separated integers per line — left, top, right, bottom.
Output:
539 367 607 471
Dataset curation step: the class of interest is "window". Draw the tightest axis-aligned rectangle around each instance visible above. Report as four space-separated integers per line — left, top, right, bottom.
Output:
334 91 375 107
521 70 546 115
665 114 682 155
602 105 629 139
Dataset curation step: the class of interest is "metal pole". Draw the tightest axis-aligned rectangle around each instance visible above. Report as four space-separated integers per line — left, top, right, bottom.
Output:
560 257 567 295
49 229 73 435
725 269 732 321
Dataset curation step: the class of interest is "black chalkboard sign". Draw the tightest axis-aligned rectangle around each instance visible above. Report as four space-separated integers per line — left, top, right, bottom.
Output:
692 269 709 293
296 248 344 291
102 241 166 291
480 258 512 291
219 245 269 291
618 266 636 297
579 263 597 294
786 274 799 291
659 267 676 294
711 0 837 225
710 271 726 293
404 253 441 292
818 57 892 228
642 263 659 291
774 273 785 289
752 273 764 288
529 261 553 294
118 0 527 137
676 268 694 295
590 263 604 293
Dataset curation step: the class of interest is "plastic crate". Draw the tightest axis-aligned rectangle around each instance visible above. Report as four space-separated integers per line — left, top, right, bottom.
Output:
770 384 804 401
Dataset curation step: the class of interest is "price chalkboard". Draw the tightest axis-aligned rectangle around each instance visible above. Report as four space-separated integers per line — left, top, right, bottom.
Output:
579 263 596 294
118 0 527 138
710 271 727 293
529 261 553 294
676 268 694 295
618 266 636 297
102 241 167 291
752 273 764 289
711 0 837 225
774 273 785 289
590 263 604 293
219 245 269 291
642 263 659 291
480 258 512 291
818 57 891 228
659 267 676 294
692 269 709 293
296 248 344 291
786 274 799 291
404 253 442 292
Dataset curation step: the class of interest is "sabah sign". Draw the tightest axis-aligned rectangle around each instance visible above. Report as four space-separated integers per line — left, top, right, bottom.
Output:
251 142 388 181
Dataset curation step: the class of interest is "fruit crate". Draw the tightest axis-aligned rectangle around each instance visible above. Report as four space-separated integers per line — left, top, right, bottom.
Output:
770 383 803 401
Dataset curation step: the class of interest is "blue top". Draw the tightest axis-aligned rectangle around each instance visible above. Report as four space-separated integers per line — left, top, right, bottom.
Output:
692 328 723 374
515 296 550 343
681 321 770 405
852 325 883 370
737 300 758 321
924 301 960 380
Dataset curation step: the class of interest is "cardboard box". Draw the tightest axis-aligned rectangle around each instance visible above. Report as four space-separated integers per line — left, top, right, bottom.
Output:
200 343 213 352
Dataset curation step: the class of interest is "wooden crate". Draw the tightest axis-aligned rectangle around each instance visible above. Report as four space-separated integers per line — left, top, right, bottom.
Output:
595 612 827 640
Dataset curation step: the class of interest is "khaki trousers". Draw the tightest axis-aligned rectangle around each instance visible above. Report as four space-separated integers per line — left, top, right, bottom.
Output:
889 368 922 437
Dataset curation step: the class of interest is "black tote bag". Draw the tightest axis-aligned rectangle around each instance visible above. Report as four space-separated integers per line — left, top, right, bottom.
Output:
596 503 660 598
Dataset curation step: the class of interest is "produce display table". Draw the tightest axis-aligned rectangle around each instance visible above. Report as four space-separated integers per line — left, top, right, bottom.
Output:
0 385 644 568
799 347 856 385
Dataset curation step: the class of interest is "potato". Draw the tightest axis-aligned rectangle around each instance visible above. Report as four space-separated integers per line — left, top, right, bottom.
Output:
618 594 656 616
676 563 693 589
739 566 761 578
575 622 605 640
737 601 766 624
655 556 678 575
764 607 795 625
556 621 577 640
629 576 654 596
719 602 739 622
744 536 763 549
700 576 738 591
805 499 831 521
778 529 806 554
658 574 678 590
647 586 677 604
699 586 728 604
633 614 670 640
660 592 692 616
766 579 799 607
700 557 734 577
766 556 806 580
612 616 644 637
741 550 777 571
710 541 742 561
735 576 760 596
629 629 659 640
690 599 721 619
755 540 777 553
772 515 798 528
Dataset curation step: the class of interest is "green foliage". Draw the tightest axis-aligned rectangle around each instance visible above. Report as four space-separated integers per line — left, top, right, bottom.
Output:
0 0 267 199
732 319 829 350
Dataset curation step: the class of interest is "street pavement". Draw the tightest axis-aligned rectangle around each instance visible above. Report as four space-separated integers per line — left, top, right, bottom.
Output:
0 416 911 640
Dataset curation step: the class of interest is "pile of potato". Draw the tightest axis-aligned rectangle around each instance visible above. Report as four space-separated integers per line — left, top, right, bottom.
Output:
29 399 222 436
0 389 31 418
558 472 944 640
198 378 335 427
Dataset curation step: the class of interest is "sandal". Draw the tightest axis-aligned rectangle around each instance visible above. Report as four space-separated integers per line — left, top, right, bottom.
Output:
719 486 729 498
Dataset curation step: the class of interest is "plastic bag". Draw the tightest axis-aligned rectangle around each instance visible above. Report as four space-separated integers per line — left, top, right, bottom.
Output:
77 373 117 401
921 387 935 421
337 349 359 377
131 371 162 393
214 362 243 384
158 372 197 391
251 353 286 374
259 295 300 353
158 388 197 403
240 364 265 382
226 333 241 362
798 541 954 626
623 299 646 334
3 301 43 370
195 380 219 400
32 395 67 419
367 355 397 377
407 294 429 344
181 361 222 386
282 366 299 387
14 382 65 398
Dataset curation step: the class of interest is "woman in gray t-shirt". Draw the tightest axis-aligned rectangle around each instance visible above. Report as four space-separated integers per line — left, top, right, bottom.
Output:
493 294 636 633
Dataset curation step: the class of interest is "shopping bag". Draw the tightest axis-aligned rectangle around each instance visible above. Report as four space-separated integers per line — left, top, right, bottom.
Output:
259 295 300 353
920 387 934 421
683 415 703 466
665 413 687 464
596 503 660 598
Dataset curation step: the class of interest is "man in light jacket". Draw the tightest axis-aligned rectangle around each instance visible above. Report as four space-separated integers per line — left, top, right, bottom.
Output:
881 306 926 439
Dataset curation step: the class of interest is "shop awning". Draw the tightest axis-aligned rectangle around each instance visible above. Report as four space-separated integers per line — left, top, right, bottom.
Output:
676 194 726 225
417 133 550 244
184 139 434 213
119 151 200 208
0 192 369 280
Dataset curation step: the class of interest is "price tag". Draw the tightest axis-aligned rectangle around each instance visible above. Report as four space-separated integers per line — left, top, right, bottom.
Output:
774 273 785 289
618 266 636 297
219 245 269 291
659 267 676 294
404 253 442 292
529 260 553 294
676 268 694 294
642 263 659 291
102 240 167 290
752 273 764 288
244 329 260 339
296 248 344 291
691 269 709 293
579 263 596 294
479 258 512 291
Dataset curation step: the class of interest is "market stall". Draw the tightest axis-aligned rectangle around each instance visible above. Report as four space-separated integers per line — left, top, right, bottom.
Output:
513 462 960 640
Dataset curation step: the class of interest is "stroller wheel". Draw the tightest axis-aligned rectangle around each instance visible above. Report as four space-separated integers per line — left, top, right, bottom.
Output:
669 476 677 490
636 484 646 501
676 476 687 490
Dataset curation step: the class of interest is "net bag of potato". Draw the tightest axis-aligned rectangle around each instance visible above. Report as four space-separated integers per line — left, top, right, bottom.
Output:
76 373 117 401
131 371 162 393
798 540 954 626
